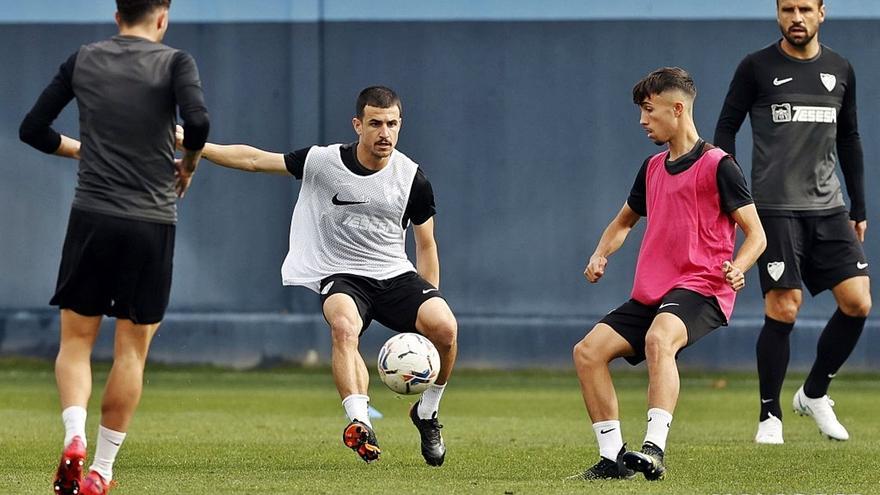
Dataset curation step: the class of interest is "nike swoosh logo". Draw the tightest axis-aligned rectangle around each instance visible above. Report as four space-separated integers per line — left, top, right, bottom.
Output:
658 302 679 309
331 193 368 206
109 440 121 446
422 288 439 294
761 399 773 404
599 428 616 434
857 262 868 269
827 373 837 379
773 77 793 86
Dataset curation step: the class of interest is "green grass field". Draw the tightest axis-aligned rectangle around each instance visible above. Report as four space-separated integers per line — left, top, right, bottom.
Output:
1 358 877 494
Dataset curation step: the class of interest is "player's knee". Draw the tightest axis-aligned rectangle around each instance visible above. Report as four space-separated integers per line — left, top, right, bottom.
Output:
427 317 457 351
766 294 801 322
572 336 604 369
328 317 360 346
644 331 677 359
839 295 872 318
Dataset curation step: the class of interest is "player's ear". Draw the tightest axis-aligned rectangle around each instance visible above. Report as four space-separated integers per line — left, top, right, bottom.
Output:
156 9 168 30
352 116 362 136
818 3 826 24
114 11 122 28
673 101 685 118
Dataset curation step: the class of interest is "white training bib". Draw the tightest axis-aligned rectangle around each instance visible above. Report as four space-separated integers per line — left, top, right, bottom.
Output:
281 144 418 291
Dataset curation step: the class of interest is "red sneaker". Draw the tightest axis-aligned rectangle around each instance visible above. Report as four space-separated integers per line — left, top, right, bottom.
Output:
79 471 115 495
53 436 86 495
342 420 381 463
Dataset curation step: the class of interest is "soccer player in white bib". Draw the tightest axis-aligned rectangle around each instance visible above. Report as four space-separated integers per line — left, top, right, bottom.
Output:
177 86 456 466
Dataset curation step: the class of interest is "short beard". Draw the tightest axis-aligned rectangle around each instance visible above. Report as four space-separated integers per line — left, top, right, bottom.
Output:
780 26 816 47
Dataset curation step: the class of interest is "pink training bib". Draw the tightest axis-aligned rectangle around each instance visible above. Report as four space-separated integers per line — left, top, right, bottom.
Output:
631 146 737 320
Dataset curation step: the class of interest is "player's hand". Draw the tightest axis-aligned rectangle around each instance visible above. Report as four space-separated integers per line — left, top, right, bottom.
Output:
175 124 185 151
850 219 867 243
174 158 194 198
585 255 607 283
722 261 745 291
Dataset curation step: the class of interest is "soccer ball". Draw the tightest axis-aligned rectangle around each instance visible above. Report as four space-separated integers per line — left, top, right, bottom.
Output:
377 333 440 395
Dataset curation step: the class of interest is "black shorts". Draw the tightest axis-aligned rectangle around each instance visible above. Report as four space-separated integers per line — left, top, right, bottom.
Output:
598 288 726 365
51 208 175 324
758 211 869 296
319 272 443 335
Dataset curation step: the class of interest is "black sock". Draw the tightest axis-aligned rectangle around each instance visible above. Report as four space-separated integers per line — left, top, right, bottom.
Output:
803 309 866 398
756 316 794 421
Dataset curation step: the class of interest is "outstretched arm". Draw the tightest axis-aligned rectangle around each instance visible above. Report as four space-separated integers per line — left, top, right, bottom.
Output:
584 202 641 283
413 217 440 288
176 125 288 175
722 204 766 291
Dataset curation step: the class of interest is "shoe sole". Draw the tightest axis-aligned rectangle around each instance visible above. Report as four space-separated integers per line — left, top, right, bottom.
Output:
54 452 85 495
622 452 665 481
342 423 381 462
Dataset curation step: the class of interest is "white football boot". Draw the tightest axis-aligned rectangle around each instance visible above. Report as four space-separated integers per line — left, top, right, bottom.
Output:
754 413 784 444
792 386 849 441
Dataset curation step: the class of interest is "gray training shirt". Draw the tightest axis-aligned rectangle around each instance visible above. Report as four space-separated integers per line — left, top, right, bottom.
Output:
20 35 210 224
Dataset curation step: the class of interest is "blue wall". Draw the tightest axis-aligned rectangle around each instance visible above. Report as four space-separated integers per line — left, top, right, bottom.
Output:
2 12 878 367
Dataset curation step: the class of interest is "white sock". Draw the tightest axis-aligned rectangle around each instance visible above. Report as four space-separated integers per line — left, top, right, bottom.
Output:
342 394 372 428
417 383 446 419
62 406 87 448
644 408 673 452
592 420 623 461
90 425 126 482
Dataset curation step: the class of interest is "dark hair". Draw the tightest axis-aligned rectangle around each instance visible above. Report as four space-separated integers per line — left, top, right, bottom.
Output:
777 0 823 5
116 0 171 25
356 86 402 119
632 67 696 105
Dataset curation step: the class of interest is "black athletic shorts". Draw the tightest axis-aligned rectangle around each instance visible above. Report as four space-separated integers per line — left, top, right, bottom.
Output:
51 208 175 324
598 288 726 365
757 211 869 296
319 272 443 335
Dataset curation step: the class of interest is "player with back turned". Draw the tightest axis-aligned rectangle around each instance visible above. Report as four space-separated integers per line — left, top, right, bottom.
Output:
714 0 871 445
19 1 209 493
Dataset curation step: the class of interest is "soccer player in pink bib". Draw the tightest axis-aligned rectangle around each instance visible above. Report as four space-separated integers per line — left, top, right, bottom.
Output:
570 67 766 481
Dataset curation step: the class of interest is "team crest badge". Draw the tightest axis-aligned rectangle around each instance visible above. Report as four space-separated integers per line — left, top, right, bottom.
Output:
767 261 785 282
820 73 836 92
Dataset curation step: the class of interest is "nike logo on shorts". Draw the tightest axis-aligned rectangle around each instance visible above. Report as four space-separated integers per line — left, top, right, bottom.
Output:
321 281 335 295
857 262 868 269
658 302 679 310
422 288 439 294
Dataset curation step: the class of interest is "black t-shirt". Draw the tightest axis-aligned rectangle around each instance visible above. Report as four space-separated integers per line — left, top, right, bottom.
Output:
713 42 864 221
283 142 436 227
627 140 753 217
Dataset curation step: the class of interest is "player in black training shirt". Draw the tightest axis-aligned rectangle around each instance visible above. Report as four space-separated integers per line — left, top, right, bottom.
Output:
19 1 208 493
714 0 870 444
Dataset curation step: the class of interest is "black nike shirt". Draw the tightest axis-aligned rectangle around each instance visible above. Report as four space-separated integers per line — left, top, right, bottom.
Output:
627 140 753 217
714 42 865 221
283 143 436 227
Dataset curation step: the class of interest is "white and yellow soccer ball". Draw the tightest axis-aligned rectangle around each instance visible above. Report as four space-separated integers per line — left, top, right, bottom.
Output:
377 333 440 395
